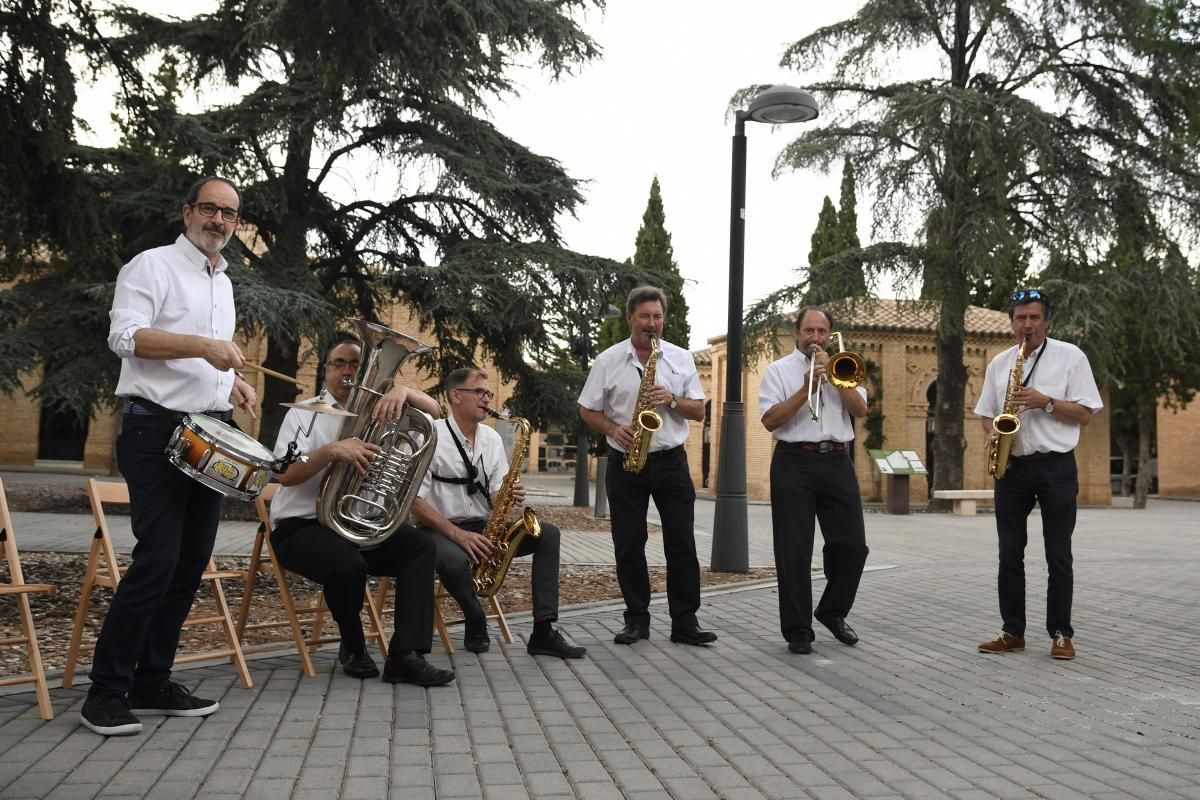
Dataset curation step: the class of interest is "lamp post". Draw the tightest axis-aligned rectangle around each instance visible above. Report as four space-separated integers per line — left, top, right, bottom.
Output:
710 85 819 572
574 304 622 506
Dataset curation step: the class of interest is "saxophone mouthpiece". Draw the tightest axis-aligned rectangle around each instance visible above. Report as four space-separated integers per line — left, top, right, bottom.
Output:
483 407 511 421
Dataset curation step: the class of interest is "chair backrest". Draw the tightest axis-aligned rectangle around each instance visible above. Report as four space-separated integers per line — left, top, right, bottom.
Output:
0 478 28 584
86 478 129 540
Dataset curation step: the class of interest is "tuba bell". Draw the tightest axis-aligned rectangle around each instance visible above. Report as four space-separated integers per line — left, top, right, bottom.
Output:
317 319 437 548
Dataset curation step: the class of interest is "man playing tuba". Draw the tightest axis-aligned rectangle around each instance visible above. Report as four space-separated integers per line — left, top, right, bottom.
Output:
268 337 454 686
411 368 586 659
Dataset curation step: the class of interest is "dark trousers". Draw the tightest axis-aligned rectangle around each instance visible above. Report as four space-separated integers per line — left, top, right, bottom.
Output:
272 518 436 655
769 445 869 644
430 519 561 625
605 447 701 628
89 414 223 696
993 452 1078 639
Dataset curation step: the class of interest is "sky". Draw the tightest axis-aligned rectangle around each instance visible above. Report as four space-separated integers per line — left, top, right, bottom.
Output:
78 1 861 351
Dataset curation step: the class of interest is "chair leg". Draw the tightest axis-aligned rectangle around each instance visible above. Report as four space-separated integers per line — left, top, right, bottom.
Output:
364 577 389 662
489 597 514 645
62 533 105 689
207 558 253 689
234 529 266 641
433 588 454 654
16 593 53 720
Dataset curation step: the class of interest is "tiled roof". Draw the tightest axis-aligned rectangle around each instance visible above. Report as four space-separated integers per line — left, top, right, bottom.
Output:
692 348 712 366
789 298 1012 336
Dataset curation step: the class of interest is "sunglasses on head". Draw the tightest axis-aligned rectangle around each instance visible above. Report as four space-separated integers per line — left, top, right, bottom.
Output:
1011 288 1046 304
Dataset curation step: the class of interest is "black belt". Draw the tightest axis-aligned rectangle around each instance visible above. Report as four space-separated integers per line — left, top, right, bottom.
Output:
614 445 683 460
778 440 847 454
123 396 234 424
1012 450 1071 462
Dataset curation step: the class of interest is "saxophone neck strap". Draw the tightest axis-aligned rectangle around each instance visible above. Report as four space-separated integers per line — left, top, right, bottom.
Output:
432 419 492 509
1020 339 1048 387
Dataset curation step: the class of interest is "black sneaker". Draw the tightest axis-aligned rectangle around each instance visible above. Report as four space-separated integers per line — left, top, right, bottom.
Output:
463 620 490 653
129 682 219 718
527 629 587 659
80 691 142 736
338 643 380 679
382 653 455 686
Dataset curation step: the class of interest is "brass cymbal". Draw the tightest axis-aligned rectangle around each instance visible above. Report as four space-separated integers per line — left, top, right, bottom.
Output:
280 398 357 417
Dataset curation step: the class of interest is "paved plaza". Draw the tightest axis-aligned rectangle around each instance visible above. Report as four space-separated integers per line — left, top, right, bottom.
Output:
1 473 1198 799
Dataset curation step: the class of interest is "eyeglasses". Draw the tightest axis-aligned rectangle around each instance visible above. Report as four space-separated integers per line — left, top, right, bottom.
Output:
325 359 360 370
455 387 495 401
191 202 240 223
1011 289 1045 304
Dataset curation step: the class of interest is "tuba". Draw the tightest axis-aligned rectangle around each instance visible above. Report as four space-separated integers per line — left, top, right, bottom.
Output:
623 333 663 473
317 320 437 548
987 336 1027 480
471 408 540 597
808 332 866 422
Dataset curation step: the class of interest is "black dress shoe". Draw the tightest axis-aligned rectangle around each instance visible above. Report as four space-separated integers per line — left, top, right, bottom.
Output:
787 638 813 654
463 620 490 653
670 624 718 646
338 644 380 679
613 623 649 645
382 653 455 686
527 629 587 659
819 616 859 646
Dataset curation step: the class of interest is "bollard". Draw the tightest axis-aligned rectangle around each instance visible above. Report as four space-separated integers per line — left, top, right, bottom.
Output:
594 456 609 519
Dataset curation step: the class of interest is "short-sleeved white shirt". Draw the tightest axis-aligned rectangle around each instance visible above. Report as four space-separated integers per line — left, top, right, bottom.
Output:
268 403 348 525
417 416 507 524
974 336 1103 456
758 347 867 443
578 338 705 452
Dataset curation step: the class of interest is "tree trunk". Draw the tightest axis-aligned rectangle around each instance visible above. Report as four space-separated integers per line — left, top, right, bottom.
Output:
1134 400 1154 509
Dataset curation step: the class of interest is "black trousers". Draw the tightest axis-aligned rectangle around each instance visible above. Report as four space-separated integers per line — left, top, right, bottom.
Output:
429 519 561 625
271 518 436 655
993 452 1077 639
605 446 701 628
769 444 868 644
89 414 223 696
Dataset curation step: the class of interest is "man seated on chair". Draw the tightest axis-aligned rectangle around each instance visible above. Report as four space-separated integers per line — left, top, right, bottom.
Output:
410 367 586 659
268 337 453 685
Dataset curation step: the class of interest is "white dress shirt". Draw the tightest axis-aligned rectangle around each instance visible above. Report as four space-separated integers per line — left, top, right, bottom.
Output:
578 337 704 452
108 234 236 412
418 416 507 524
269 403 349 525
758 347 867 443
974 336 1103 456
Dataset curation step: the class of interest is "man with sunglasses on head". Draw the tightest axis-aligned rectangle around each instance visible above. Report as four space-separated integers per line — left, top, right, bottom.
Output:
975 288 1102 661
410 368 586 659
86 177 259 736
267 337 454 687
579 286 715 648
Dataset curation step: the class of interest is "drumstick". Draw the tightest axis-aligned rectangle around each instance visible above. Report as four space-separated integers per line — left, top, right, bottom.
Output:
238 363 303 386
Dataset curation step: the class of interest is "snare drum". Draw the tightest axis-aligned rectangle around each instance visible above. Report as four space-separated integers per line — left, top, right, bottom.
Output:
166 414 276 501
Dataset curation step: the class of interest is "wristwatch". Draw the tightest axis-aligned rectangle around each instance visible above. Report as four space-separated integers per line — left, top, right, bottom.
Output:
669 393 678 410
1044 398 1055 414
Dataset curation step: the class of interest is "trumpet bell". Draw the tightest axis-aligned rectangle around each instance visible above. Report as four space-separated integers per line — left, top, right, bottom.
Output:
828 351 865 389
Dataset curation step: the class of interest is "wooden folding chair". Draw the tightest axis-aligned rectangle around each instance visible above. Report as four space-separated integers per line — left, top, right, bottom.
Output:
0 479 56 720
234 484 388 676
61 478 253 689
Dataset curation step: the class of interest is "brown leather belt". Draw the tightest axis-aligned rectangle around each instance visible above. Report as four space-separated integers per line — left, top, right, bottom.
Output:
1012 450 1069 461
779 441 847 453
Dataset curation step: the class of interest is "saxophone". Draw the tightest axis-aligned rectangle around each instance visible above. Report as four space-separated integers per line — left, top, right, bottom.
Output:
623 333 663 473
471 409 541 597
987 335 1028 480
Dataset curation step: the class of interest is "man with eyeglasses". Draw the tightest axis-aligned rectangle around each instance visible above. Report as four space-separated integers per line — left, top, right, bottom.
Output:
86 177 259 736
411 368 586 659
267 338 455 685
975 288 1103 661
579 286 715 648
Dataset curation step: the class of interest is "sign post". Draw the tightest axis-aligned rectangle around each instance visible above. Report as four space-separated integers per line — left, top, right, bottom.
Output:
868 450 929 515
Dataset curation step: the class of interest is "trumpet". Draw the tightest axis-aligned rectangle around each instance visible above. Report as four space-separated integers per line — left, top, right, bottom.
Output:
807 332 866 422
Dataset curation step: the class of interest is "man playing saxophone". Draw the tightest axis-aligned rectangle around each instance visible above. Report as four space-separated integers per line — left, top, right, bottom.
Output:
268 337 454 686
579 286 715 648
974 289 1102 660
411 368 586 659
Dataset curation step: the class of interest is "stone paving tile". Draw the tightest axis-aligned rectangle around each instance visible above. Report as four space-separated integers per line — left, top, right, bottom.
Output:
4 499 1200 799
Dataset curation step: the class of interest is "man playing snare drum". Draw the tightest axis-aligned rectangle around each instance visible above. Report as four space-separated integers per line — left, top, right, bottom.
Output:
84 177 258 736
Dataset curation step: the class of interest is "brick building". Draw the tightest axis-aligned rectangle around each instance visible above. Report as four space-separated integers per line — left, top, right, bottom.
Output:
1156 400 1200 497
700 299 1113 507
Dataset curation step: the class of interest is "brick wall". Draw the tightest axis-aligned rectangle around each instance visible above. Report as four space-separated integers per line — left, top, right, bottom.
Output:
1157 397 1200 497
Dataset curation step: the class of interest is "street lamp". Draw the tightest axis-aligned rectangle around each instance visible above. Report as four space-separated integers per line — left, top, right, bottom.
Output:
710 85 819 572
574 303 622 506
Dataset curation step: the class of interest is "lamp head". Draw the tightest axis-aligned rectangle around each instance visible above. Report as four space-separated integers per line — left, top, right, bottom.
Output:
745 85 819 124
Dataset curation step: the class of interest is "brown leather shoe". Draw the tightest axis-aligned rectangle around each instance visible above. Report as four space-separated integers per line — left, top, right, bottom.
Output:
978 632 1025 653
1051 632 1075 660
